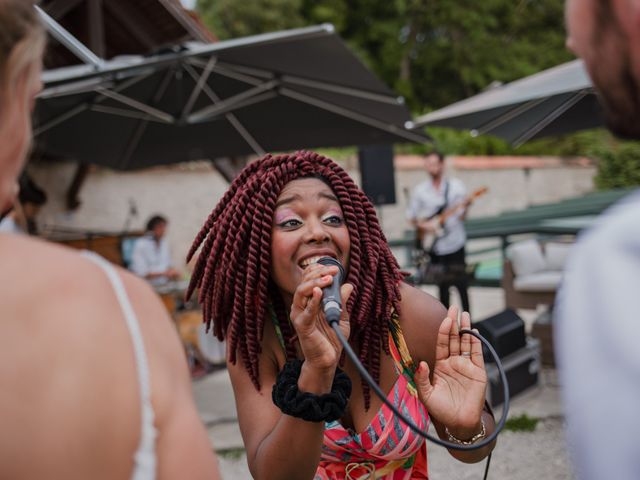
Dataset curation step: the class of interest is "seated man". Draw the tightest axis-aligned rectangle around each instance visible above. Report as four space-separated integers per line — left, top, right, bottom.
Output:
130 215 180 286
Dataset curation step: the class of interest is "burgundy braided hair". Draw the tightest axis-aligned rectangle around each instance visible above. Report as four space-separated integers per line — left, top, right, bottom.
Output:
187 151 404 408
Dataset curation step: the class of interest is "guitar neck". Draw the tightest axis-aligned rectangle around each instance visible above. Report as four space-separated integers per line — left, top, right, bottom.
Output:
437 188 487 224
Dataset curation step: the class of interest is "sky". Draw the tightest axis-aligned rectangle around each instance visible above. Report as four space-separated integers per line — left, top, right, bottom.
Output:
180 0 196 9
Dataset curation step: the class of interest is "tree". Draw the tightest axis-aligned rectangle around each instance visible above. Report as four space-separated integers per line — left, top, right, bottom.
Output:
197 0 306 39
195 0 640 187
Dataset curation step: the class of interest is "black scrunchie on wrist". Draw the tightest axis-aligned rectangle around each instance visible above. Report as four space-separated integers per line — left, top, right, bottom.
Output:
272 359 352 422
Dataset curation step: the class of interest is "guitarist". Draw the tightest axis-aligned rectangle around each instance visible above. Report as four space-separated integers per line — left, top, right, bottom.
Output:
406 151 471 313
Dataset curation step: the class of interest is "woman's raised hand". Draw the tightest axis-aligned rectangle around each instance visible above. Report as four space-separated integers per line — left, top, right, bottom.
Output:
290 263 353 372
414 306 487 439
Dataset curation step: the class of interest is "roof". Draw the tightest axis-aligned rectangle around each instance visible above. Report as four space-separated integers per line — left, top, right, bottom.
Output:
41 0 216 69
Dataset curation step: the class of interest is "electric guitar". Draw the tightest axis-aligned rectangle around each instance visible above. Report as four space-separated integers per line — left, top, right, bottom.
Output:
415 187 489 251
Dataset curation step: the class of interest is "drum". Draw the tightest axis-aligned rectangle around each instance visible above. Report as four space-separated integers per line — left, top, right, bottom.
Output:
154 279 190 316
175 310 226 366
197 321 226 364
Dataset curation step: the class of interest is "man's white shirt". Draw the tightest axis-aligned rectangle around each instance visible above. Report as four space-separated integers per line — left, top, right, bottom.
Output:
406 177 467 255
130 234 172 286
556 191 640 480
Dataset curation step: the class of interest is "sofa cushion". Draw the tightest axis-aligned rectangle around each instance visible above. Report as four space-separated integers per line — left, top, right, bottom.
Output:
507 240 547 277
513 271 563 292
544 241 573 271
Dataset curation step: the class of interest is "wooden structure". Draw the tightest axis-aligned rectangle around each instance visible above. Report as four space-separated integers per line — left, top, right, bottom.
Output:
49 229 143 266
41 0 215 69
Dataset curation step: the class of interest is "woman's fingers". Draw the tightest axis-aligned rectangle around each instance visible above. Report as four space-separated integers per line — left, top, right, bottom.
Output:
291 264 338 313
435 315 452 361
448 305 460 356
460 311 472 356
414 361 434 404
305 286 323 313
470 328 485 368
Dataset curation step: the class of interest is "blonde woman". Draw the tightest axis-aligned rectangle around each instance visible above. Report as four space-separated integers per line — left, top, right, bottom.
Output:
0 2 220 479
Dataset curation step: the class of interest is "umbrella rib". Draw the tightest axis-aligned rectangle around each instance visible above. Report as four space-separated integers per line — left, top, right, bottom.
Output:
189 91 279 123
215 61 401 105
187 58 265 86
181 57 218 120
34 103 89 136
118 67 179 169
474 97 548 136
39 77 113 100
214 61 275 80
187 79 280 124
279 87 429 144
280 75 402 105
183 64 266 156
512 90 589 147
35 73 155 136
90 105 168 123
118 120 150 170
225 114 266 156
153 68 177 103
94 88 175 124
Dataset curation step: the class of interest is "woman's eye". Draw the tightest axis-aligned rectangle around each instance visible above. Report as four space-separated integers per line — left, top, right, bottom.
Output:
324 215 343 225
278 219 302 228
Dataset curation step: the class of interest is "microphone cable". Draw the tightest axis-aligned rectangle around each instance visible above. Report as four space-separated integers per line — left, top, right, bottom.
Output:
329 320 509 480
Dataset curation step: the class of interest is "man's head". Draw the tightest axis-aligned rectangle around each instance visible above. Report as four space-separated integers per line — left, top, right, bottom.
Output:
566 0 640 139
146 215 167 240
424 151 445 179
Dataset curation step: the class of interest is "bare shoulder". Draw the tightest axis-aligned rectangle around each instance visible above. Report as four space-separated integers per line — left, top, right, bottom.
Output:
0 236 219 477
397 282 447 369
0 235 161 319
0 233 179 378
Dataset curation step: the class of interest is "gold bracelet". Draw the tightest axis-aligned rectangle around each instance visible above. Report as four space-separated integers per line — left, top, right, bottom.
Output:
445 418 486 445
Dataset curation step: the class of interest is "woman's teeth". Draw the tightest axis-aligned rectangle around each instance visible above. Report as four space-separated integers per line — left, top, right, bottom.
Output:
300 256 325 268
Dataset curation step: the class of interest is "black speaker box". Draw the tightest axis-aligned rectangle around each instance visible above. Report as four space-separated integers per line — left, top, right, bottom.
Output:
473 309 526 362
358 145 396 206
486 338 540 407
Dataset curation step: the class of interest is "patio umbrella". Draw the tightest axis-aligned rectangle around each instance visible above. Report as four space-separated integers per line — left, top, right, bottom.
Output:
35 24 428 170
409 60 604 146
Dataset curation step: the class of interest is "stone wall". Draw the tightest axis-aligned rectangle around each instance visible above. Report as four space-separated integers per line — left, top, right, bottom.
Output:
27 155 596 274
371 155 595 241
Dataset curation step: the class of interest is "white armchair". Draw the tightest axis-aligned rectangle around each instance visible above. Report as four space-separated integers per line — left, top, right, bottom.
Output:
502 239 573 309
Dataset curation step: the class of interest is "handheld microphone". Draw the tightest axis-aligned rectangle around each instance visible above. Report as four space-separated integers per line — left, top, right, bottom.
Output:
317 257 345 326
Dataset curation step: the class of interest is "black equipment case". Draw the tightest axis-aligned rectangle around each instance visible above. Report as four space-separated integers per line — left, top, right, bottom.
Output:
485 337 541 407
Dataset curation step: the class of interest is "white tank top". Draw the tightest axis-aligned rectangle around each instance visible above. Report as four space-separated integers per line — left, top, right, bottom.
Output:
83 252 157 480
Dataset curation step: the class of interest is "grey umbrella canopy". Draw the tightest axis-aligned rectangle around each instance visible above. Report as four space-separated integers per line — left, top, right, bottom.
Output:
409 60 605 146
35 24 428 170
